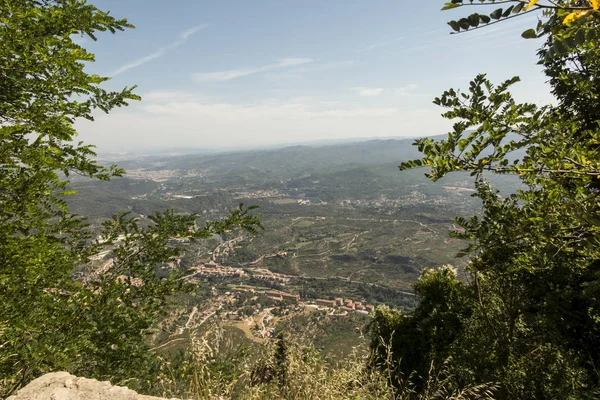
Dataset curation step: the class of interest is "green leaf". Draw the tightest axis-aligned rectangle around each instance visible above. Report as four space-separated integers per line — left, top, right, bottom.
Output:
521 29 538 39
490 8 503 20
468 14 480 28
449 20 461 32
513 2 525 13
458 18 471 30
574 28 586 46
553 39 568 54
502 6 514 18
442 2 462 10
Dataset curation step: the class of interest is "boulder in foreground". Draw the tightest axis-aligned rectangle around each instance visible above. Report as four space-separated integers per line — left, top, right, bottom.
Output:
7 372 177 400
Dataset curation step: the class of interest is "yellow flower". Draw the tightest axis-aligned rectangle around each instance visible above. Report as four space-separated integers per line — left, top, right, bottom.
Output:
592 0 600 11
563 12 577 25
563 10 590 25
525 0 539 11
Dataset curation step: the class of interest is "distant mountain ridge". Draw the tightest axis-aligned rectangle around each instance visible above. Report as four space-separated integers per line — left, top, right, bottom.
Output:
98 135 447 163
127 136 447 176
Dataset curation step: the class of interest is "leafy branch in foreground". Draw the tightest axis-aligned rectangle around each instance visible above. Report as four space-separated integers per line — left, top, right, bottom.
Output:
0 0 137 237
372 2 600 399
443 0 600 55
0 0 265 397
1 202 263 397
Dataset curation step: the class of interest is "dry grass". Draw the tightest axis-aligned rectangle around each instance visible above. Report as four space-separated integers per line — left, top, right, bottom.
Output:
153 324 497 400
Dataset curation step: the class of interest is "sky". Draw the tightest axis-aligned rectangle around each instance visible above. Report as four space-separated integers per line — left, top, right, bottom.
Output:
74 0 555 153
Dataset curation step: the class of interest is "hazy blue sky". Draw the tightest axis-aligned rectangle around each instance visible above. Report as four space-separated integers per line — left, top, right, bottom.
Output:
75 1 554 153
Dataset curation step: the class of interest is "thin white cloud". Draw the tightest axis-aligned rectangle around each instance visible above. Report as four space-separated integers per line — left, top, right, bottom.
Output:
396 84 418 96
356 87 384 97
360 36 403 52
267 61 355 81
110 24 208 76
111 48 168 76
192 58 313 82
318 107 396 118
76 95 449 152
180 24 209 39
142 90 195 102
139 96 398 119
292 60 354 74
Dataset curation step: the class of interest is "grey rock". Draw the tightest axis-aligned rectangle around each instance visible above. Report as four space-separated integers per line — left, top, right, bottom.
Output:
7 372 178 400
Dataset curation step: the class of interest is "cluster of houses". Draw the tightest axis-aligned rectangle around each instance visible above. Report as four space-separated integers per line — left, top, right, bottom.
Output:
251 272 291 285
190 262 294 285
194 262 245 278
264 290 300 302
231 286 255 294
232 189 282 199
262 289 376 313
316 298 375 312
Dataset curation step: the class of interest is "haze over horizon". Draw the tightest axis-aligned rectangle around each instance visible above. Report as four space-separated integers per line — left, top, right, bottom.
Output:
95 135 438 157
76 1 554 153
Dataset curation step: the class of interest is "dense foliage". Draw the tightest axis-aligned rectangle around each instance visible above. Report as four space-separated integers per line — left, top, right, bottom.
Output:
0 1 261 397
370 1 600 399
